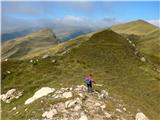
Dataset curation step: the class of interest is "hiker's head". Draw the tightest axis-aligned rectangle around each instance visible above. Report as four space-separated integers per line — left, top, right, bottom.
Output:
89 74 92 77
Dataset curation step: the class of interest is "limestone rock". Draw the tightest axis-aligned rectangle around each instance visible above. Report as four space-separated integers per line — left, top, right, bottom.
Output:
25 87 55 104
140 57 146 62
136 112 149 120
0 89 22 103
104 111 111 118
42 109 57 119
98 90 109 99
42 54 49 59
63 92 73 98
79 113 88 120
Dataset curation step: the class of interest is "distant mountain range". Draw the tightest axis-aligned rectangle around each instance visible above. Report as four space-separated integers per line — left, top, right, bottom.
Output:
2 28 58 59
1 27 95 42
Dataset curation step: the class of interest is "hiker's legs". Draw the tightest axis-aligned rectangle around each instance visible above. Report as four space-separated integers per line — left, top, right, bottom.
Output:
86 84 90 93
89 83 93 95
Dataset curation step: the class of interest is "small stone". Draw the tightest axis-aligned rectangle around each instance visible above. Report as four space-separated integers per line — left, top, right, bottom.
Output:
74 104 82 111
79 113 88 120
140 57 146 62
98 90 109 99
12 107 16 110
30 60 33 63
104 112 111 118
5 59 8 61
51 60 56 63
78 93 83 98
100 105 106 109
63 92 73 98
94 102 101 107
25 108 28 111
132 43 136 47
70 87 73 91
42 109 57 119
42 54 49 59
123 107 126 111
116 108 122 113
15 111 19 114
136 112 149 120
65 98 82 108
129 40 132 44
6 71 11 74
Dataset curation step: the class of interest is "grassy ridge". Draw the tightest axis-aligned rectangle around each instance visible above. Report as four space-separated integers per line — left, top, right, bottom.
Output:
2 28 58 59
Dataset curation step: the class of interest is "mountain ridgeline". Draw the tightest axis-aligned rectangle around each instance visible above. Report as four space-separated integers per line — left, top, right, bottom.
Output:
1 20 160 120
2 28 58 59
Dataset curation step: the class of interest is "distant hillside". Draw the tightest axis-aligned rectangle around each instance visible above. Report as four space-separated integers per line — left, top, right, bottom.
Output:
2 28 58 59
111 19 158 35
111 20 160 65
1 28 40 42
136 28 160 64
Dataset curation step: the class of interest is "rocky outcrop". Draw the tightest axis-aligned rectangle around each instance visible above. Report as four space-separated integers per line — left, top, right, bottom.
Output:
136 112 149 120
25 87 55 105
3 85 147 120
0 89 23 103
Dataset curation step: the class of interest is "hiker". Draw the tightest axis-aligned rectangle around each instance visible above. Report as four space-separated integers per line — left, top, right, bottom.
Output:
84 74 95 95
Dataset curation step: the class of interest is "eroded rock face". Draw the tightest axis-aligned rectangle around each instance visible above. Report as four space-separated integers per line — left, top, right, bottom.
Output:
136 112 149 120
0 89 23 103
25 87 55 104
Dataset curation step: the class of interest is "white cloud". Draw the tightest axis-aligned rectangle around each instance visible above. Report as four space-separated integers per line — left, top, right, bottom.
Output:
148 20 160 27
1 15 121 33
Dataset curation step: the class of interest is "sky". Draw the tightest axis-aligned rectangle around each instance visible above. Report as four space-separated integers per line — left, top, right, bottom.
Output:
1 1 160 33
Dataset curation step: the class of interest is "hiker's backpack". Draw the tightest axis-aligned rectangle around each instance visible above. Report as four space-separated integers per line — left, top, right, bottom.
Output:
86 79 91 84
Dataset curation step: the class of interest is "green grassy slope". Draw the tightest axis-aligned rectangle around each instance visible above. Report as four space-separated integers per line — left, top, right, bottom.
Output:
136 28 160 64
111 20 160 65
2 29 160 120
111 20 158 35
2 28 58 59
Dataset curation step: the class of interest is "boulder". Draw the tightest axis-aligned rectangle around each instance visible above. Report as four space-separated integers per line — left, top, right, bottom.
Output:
0 89 22 103
25 87 55 105
135 112 149 120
